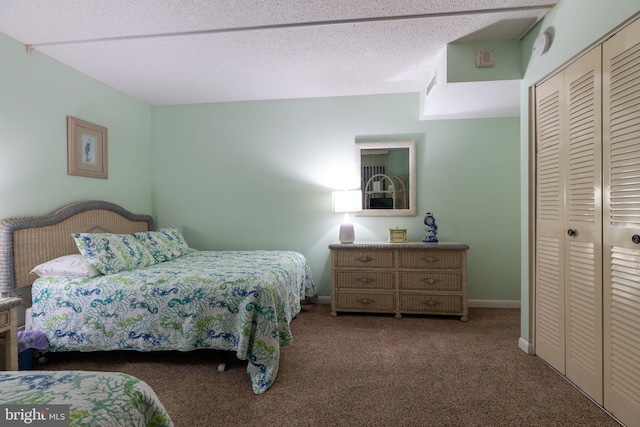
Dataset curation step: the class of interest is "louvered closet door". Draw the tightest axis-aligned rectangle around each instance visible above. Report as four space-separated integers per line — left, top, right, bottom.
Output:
563 46 603 404
535 72 566 373
603 17 640 426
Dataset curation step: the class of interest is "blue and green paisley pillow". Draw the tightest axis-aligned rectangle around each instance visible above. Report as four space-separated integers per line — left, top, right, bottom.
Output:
72 233 158 275
134 226 191 262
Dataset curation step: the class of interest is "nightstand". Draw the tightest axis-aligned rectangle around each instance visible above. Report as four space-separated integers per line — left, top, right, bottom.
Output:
0 297 22 370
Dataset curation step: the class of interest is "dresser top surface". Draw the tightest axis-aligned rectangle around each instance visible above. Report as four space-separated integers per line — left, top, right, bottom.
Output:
0 297 21 311
329 241 469 250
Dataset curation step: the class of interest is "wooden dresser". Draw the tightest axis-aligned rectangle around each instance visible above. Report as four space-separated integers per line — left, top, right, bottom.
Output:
329 242 469 321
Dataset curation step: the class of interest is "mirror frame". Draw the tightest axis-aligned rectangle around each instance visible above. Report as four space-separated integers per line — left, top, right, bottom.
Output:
355 140 416 217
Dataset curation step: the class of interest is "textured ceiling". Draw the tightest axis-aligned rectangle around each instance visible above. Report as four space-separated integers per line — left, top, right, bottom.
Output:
0 1 558 106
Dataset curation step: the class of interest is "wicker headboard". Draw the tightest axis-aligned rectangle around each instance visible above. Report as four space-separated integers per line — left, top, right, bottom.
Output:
0 200 154 293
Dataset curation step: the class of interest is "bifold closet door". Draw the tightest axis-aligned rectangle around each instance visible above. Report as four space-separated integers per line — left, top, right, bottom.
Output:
535 71 566 374
534 47 603 401
603 16 640 426
563 46 603 404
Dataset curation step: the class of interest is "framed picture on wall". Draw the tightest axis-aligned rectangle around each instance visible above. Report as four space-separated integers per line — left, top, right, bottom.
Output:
67 116 108 179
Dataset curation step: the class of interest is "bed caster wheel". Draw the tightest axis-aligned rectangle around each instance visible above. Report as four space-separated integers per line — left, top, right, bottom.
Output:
217 363 226 372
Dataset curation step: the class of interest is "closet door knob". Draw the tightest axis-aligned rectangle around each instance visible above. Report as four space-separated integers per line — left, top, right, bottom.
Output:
632 235 640 244
567 229 576 237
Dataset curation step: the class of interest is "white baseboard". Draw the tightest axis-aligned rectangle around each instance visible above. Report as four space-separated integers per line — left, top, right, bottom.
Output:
313 296 520 309
468 299 521 308
518 337 533 354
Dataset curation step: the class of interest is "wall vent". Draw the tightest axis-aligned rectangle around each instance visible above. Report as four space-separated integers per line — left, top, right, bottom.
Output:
476 49 495 68
426 73 437 97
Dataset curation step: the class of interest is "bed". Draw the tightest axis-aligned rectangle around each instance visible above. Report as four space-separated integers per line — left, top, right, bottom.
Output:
0 200 316 394
0 370 173 426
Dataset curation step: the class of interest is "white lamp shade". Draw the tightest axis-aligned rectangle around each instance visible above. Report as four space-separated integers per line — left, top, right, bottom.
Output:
332 190 362 213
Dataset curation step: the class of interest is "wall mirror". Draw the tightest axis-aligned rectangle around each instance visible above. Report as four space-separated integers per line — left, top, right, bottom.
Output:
355 140 416 216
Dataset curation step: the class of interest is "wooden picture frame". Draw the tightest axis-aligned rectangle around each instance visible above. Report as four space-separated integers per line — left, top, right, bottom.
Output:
67 116 108 179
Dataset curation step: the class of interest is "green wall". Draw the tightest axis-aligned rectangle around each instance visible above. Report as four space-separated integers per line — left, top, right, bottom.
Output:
519 1 640 342
0 32 153 220
152 98 521 300
447 40 523 82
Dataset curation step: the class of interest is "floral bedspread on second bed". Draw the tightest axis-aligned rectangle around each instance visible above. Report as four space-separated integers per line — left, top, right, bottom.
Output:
30 250 316 394
0 370 173 426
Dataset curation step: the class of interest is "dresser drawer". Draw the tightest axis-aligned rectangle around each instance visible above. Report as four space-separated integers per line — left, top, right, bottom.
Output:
399 272 462 291
335 271 395 290
335 292 395 312
399 293 462 314
399 250 462 269
334 250 394 269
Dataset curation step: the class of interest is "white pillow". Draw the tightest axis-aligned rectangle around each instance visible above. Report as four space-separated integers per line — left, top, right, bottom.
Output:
31 254 101 278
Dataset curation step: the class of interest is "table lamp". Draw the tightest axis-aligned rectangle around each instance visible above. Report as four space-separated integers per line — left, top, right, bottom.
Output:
332 190 362 244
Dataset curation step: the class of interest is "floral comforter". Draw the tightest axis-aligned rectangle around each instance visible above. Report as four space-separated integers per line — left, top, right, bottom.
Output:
30 250 316 394
0 370 173 426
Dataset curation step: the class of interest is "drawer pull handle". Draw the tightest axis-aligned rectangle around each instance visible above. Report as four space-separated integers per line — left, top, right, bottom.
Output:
420 256 439 263
355 256 374 263
356 277 375 283
423 300 441 307
420 278 441 285
357 298 375 305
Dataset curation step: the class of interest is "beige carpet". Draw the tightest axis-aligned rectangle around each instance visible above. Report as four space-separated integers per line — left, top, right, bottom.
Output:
34 305 621 426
